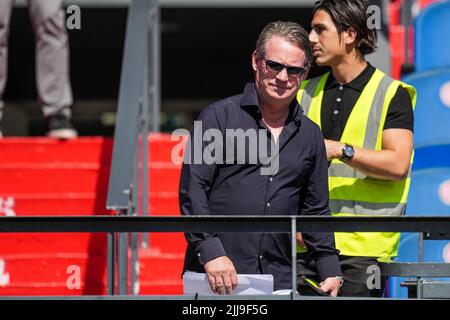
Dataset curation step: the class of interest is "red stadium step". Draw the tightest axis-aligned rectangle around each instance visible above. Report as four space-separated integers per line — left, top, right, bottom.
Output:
149 134 186 162
137 250 184 295
0 163 179 194
0 135 184 164
0 168 111 194
1 194 179 217
0 135 186 295
149 167 181 193
149 193 180 215
139 283 183 295
3 195 112 215
0 249 184 296
0 137 114 164
0 233 107 255
146 233 187 254
139 251 184 281
0 254 107 296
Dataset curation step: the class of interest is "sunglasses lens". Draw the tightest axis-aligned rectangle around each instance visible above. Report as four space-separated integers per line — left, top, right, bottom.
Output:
265 58 305 77
287 67 304 76
266 60 284 72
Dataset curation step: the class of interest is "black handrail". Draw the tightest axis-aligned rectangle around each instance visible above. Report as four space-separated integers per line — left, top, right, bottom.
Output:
1 215 450 233
2 215 450 298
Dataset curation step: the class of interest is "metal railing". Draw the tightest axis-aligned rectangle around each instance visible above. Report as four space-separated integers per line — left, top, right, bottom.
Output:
105 0 160 295
380 230 450 299
1 215 450 299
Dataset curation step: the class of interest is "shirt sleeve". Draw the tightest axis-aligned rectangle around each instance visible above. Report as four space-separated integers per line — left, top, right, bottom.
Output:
300 125 342 280
179 107 226 265
383 86 414 132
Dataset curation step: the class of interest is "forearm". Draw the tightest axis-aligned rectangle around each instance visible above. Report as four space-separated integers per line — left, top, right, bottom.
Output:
325 133 413 181
347 146 411 180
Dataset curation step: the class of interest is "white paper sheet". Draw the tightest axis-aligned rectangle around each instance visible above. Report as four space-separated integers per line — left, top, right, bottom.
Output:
183 271 274 295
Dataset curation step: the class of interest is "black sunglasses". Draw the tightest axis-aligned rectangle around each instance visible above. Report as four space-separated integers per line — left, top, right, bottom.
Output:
263 57 308 77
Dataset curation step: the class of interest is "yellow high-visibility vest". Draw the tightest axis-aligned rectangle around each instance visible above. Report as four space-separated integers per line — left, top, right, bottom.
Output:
297 69 416 258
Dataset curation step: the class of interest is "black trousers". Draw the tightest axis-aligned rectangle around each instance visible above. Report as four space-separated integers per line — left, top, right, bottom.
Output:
297 253 386 297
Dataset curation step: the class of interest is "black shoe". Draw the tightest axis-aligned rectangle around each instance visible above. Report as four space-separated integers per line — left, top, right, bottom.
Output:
46 114 78 139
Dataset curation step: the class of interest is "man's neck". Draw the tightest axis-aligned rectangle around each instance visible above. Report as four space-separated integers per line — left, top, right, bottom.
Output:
330 53 368 84
259 102 291 128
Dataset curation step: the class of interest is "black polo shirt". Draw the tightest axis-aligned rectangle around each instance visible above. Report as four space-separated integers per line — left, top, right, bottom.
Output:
321 64 414 141
180 82 342 290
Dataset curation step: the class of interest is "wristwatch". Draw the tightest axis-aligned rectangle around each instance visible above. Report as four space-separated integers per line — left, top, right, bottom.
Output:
341 144 354 162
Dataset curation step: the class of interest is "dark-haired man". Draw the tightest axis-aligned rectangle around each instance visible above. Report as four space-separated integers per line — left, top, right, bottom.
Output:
296 0 416 297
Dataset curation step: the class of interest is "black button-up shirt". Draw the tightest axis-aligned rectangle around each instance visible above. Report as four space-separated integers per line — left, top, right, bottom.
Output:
180 82 341 290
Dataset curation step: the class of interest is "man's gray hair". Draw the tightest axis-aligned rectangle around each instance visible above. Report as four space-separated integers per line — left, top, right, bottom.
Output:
255 21 313 67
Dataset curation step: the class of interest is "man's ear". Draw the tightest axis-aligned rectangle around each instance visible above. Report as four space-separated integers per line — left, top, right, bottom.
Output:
252 51 259 72
301 63 311 81
303 68 310 81
343 27 358 46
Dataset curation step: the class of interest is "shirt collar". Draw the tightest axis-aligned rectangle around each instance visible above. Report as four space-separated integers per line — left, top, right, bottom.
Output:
240 81 303 124
325 63 376 92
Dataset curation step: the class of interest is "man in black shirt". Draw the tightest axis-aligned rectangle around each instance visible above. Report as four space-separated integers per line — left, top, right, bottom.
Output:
180 21 342 295
296 0 415 297
320 64 413 142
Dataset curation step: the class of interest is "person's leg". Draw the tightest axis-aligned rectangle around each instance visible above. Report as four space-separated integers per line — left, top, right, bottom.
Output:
0 0 14 133
28 0 76 138
338 256 386 297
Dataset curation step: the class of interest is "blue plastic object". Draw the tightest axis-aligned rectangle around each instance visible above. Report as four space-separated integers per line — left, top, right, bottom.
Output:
413 145 450 171
388 167 450 298
405 167 450 216
415 1 450 72
403 68 450 149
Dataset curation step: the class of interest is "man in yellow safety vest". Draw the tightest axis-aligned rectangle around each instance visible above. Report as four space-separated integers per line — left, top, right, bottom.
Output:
296 0 416 297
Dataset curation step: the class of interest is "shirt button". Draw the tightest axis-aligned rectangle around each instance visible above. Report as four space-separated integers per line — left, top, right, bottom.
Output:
333 110 339 115
269 177 273 182
267 203 270 207
339 85 343 90
336 97 342 102
259 255 263 259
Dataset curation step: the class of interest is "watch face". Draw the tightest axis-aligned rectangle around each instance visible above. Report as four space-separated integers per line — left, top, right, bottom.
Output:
343 145 355 158
344 145 354 157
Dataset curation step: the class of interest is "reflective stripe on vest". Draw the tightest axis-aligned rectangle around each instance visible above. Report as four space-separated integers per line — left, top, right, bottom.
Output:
297 69 416 257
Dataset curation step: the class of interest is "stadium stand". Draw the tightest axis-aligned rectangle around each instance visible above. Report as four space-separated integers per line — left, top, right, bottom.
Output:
388 2 450 297
414 1 450 72
406 168 450 216
403 67 450 173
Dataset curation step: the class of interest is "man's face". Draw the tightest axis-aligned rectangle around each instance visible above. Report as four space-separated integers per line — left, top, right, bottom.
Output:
252 36 309 107
309 9 347 67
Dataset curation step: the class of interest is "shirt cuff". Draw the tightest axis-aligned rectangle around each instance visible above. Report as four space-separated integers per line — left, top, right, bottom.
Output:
315 254 342 281
196 237 226 265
